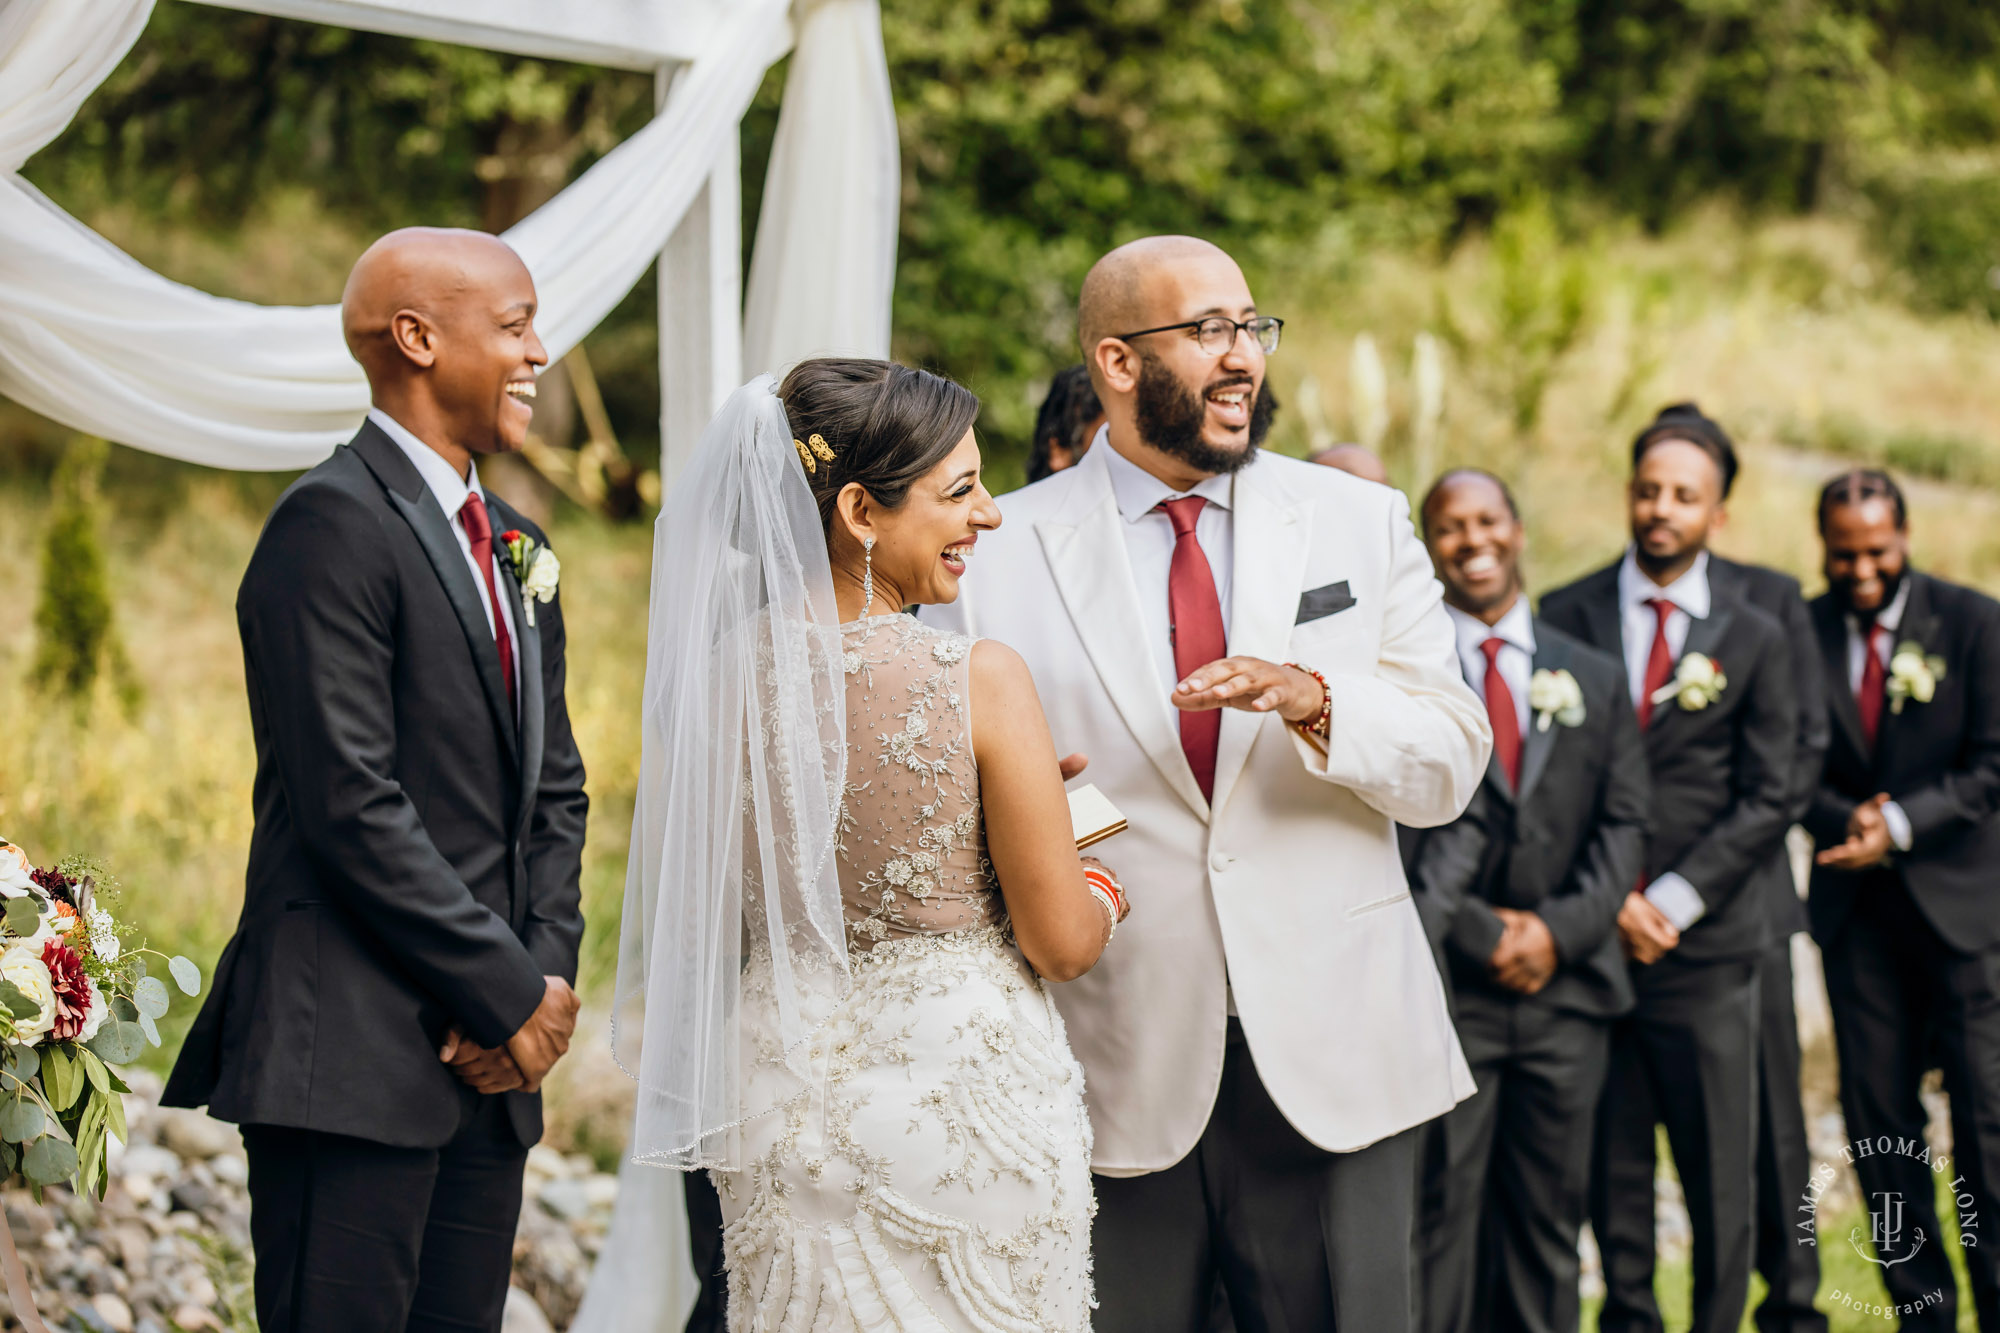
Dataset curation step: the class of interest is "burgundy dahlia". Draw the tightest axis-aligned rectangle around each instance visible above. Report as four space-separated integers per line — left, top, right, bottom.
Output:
41 941 89 1042
28 867 74 909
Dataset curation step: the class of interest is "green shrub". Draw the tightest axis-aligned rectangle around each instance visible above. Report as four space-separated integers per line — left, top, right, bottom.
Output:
30 438 136 716
1871 167 2000 318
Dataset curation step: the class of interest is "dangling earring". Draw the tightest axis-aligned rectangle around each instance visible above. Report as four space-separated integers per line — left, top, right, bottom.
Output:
861 537 875 617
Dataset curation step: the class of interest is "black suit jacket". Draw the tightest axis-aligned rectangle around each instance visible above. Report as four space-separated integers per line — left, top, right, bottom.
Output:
1806 571 2000 954
1709 556 1830 940
1540 560 1795 964
163 421 590 1148
1406 620 1650 1018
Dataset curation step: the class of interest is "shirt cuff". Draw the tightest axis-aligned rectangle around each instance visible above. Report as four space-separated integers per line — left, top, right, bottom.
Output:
1644 873 1706 932
1882 801 1913 853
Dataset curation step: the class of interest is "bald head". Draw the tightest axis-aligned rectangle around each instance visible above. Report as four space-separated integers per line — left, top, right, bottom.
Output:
1308 444 1390 485
342 227 546 468
1078 235 1239 356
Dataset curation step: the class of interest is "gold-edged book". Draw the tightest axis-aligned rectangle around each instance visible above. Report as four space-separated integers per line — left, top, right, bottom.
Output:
1068 783 1128 851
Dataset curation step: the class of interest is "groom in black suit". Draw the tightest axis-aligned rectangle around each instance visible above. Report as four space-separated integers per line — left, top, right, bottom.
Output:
1541 428 1796 1333
1807 469 2000 1331
1407 470 1649 1333
163 229 589 1333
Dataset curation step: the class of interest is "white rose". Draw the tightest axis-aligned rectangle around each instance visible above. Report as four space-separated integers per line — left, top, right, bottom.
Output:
524 547 561 602
0 947 56 1043
1679 654 1718 686
77 977 106 1044
0 844 34 898
1909 672 1936 704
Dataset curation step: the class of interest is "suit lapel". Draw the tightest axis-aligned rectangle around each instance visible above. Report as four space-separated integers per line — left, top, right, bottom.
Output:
1208 468 1310 818
1814 596 1867 760
351 423 521 756
1515 630 1568 805
1646 601 1735 752
489 500 545 838
1875 574 1936 779
1036 451 1210 820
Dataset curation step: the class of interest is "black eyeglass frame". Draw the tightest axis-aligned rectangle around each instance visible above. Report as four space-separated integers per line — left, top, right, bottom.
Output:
1111 315 1284 355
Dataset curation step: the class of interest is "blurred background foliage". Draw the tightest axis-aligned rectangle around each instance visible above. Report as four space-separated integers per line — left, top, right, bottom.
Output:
15 0 2000 475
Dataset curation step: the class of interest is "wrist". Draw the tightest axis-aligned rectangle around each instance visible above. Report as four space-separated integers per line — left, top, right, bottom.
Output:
1283 663 1332 735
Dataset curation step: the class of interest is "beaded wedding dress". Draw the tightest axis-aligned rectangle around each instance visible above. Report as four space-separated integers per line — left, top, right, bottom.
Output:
714 612 1097 1333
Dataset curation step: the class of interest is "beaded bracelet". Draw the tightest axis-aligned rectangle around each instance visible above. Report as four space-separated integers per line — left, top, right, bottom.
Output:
1082 867 1125 919
1285 662 1332 739
1087 885 1119 944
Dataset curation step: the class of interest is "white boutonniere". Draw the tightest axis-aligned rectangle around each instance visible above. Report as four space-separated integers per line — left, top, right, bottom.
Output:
498 528 560 627
1527 668 1586 733
1651 652 1727 712
1887 641 1945 714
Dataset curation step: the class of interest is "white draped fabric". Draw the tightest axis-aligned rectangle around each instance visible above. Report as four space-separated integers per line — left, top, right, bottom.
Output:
0 0 898 470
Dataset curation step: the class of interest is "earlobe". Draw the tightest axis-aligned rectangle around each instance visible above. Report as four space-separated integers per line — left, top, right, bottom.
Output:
391 310 437 369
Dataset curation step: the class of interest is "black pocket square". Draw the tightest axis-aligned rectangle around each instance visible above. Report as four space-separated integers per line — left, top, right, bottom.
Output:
1296 581 1356 624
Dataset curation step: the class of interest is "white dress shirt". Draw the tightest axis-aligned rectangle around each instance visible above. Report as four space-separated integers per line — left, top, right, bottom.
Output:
368 408 522 699
1615 545 1712 930
1099 428 1236 700
1616 546 1711 711
1844 576 1915 852
1447 596 1533 741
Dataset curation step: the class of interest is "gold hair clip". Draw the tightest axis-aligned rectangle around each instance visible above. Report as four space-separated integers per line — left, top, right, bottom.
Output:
792 433 837 475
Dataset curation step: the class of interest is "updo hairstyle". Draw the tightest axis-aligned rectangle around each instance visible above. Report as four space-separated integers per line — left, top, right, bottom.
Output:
777 358 981 536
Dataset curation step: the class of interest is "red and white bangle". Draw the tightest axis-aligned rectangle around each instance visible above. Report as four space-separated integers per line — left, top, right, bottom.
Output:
1083 867 1125 941
1286 663 1332 739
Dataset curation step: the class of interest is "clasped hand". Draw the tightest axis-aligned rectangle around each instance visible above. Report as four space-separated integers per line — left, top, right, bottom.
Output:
1172 656 1325 724
438 975 581 1095
1487 909 1558 994
1617 891 1680 965
1815 793 1894 871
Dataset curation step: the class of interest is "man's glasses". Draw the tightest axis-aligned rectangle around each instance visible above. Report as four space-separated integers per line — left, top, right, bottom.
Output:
1113 316 1284 357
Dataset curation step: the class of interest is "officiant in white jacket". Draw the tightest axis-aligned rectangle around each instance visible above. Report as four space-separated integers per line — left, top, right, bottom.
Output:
928 236 1488 1332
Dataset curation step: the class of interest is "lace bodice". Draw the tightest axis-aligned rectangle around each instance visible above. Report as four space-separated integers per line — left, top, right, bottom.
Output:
837 614 1002 949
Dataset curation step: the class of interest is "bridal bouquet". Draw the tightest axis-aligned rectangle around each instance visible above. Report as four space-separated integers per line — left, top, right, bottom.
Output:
0 837 201 1201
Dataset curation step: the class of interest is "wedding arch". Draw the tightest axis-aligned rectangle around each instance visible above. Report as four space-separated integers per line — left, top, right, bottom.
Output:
0 0 899 484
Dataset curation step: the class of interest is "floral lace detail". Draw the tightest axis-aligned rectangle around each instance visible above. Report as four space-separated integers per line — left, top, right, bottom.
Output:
713 618 1094 1332
838 616 1003 950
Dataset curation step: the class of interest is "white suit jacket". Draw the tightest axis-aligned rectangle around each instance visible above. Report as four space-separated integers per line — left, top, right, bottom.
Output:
929 443 1487 1172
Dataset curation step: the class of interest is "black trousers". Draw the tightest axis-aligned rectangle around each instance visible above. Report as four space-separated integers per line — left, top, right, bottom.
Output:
1751 939 1828 1333
1419 991 1610 1333
1821 872 2000 1332
1590 954 1760 1333
243 1094 528 1333
1094 1019 1420 1333
684 1169 729 1333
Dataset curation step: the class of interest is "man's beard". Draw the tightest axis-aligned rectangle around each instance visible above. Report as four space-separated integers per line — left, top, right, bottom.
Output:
1832 564 1906 620
1133 355 1276 477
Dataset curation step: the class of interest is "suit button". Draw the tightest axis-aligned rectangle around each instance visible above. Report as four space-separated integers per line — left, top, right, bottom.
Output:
1210 853 1231 872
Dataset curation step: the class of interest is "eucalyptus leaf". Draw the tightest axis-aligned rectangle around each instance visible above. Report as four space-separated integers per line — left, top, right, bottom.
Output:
168 955 201 997
110 996 137 1025
86 1020 144 1067
3 899 38 938
0 1100 43 1144
6 1043 36 1084
138 1011 160 1048
133 976 169 1020
0 980 37 1022
22 1135 77 1188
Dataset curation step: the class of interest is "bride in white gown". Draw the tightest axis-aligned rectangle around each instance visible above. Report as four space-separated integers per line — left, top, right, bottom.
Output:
610 360 1128 1332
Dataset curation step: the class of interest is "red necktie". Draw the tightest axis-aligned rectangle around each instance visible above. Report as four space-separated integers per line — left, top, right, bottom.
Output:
1636 597 1676 730
457 492 517 708
1858 621 1887 752
1482 638 1521 787
1160 497 1227 802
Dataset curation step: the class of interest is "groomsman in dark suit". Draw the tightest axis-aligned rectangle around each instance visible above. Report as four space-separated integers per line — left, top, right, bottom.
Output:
1633 406 1831 1332
1807 469 2000 1332
1407 470 1650 1333
1541 425 1797 1333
